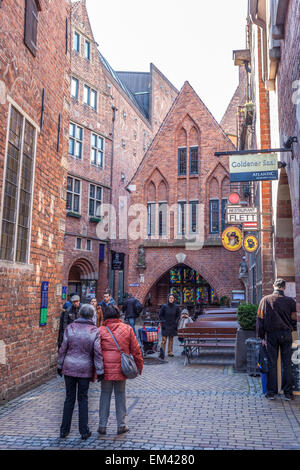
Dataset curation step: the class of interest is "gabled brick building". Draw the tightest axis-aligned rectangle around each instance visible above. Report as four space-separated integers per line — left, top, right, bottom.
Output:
65 0 178 304
0 0 70 401
127 82 245 308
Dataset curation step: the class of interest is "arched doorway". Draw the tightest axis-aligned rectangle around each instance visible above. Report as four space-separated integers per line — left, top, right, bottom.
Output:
68 258 98 302
146 264 216 308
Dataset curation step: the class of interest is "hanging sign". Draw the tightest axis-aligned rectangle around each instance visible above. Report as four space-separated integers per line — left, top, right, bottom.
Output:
226 205 258 224
40 282 49 327
243 221 258 231
244 235 259 253
221 226 243 252
229 153 278 182
228 192 240 205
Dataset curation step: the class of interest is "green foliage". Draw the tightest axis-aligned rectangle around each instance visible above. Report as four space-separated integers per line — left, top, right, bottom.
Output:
237 303 258 330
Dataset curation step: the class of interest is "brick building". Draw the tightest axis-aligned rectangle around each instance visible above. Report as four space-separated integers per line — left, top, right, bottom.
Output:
65 0 178 304
127 81 245 308
230 0 300 322
0 0 70 401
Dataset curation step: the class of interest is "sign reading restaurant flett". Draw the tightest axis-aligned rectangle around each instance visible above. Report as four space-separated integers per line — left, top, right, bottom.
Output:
226 205 258 224
229 153 278 182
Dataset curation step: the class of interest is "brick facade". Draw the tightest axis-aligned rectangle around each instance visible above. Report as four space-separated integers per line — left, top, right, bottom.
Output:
65 1 178 304
0 0 70 401
127 82 245 307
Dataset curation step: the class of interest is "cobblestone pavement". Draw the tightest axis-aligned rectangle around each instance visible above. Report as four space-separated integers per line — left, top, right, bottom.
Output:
1 337 300 450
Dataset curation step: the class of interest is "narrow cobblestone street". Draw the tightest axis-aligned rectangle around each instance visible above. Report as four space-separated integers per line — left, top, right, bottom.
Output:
1 338 300 450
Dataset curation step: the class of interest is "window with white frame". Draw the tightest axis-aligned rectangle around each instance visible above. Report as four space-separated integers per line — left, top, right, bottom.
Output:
147 203 156 237
178 201 187 236
66 176 81 213
89 184 102 218
86 239 92 251
91 134 104 168
84 39 90 60
209 199 219 234
83 85 97 110
73 31 80 52
69 123 83 159
189 200 198 234
0 105 37 263
158 202 167 237
71 77 79 99
76 238 82 249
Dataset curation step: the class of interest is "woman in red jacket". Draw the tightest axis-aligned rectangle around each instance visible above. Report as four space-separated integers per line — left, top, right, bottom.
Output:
98 304 143 435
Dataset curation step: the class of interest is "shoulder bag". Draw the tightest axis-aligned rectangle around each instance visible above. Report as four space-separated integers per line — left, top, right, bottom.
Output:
106 326 139 379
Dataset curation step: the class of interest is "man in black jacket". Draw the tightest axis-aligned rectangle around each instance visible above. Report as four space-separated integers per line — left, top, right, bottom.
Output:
256 278 297 401
159 293 181 357
122 293 143 337
58 295 82 350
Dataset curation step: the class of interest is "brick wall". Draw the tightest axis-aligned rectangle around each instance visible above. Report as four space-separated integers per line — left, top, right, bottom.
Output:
0 0 70 401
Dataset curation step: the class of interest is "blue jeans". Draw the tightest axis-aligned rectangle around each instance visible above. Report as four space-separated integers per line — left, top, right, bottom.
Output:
99 380 126 429
128 317 137 336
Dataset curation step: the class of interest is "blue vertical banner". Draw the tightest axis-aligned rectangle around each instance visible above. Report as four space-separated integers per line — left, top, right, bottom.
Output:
40 282 49 327
62 286 67 300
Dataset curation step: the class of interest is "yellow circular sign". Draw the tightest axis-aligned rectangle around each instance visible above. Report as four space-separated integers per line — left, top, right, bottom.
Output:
244 235 258 253
221 226 243 252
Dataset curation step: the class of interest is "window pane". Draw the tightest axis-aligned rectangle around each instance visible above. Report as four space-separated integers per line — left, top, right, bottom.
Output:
74 179 80 194
69 123 75 137
73 32 80 52
98 137 103 150
66 192 72 211
76 126 82 140
75 141 82 159
89 198 95 216
69 138 75 155
71 78 78 98
209 200 219 234
91 134 97 147
178 148 187 175
97 150 103 167
83 85 89 104
222 199 228 232
87 239 91 250
96 187 102 201
76 238 81 249
90 184 95 198
190 147 198 174
67 176 73 191
91 90 97 109
73 194 80 213
95 201 101 217
84 40 90 59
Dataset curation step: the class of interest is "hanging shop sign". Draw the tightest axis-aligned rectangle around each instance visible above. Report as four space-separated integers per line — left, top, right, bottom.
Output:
111 251 125 270
243 221 258 231
229 153 278 182
228 192 240 205
226 205 258 224
40 281 49 327
221 226 243 252
244 235 259 253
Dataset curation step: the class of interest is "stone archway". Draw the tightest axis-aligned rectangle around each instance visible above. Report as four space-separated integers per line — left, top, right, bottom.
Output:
67 257 98 302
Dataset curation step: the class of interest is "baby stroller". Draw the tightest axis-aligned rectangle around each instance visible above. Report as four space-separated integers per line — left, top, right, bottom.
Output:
138 320 161 357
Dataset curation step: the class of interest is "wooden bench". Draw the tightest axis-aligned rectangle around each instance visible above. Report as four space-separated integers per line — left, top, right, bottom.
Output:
178 321 238 366
194 314 237 323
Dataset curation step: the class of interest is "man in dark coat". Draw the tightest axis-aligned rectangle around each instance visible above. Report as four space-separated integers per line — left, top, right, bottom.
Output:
159 293 181 357
256 278 297 401
58 295 81 350
122 293 143 337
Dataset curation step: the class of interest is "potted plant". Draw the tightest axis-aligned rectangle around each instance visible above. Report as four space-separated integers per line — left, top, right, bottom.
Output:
220 295 230 307
235 303 258 371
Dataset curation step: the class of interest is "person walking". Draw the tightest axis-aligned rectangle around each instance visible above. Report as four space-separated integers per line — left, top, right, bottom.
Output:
178 308 194 356
57 304 104 440
99 290 116 310
90 297 103 327
58 295 81 350
98 304 143 435
122 293 143 337
256 278 297 401
159 293 181 358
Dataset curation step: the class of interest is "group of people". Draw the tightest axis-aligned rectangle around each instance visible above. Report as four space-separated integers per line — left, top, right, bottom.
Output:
57 278 297 440
57 293 143 440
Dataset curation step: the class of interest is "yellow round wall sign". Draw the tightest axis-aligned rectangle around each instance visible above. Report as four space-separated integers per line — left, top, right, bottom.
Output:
221 226 243 252
244 235 259 253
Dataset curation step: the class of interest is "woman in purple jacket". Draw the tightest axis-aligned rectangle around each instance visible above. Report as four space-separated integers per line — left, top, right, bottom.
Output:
58 304 104 440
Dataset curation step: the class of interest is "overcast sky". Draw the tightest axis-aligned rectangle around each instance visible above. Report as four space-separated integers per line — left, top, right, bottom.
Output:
85 0 248 123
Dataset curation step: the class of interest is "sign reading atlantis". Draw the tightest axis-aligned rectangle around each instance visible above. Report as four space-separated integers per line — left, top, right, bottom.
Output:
229 153 278 182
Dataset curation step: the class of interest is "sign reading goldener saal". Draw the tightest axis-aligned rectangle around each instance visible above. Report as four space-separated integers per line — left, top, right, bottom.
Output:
229 153 278 182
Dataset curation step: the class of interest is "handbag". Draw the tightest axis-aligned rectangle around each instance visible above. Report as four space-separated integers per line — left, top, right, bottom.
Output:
106 326 139 379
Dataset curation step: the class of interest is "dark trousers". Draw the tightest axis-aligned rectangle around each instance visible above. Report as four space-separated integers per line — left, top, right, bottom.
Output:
60 375 90 435
267 330 293 396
